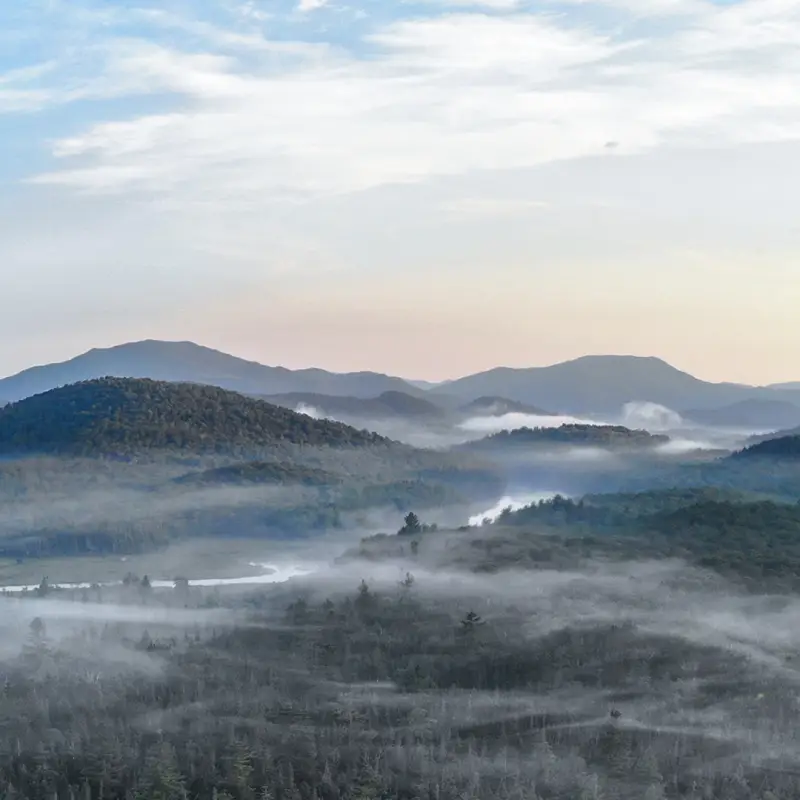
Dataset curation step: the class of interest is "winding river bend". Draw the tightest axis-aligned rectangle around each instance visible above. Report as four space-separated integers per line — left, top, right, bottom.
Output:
0 563 315 594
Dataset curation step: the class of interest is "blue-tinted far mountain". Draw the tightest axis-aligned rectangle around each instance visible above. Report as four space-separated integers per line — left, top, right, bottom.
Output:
681 399 800 430
436 355 800 415
0 340 422 403
263 390 447 421
2 343 800 419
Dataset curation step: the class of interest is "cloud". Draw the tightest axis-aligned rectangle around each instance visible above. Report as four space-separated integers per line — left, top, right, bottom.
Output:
440 197 550 219
459 412 599 434
22 0 800 205
424 0 522 8
555 0 709 16
3 0 800 382
297 0 329 10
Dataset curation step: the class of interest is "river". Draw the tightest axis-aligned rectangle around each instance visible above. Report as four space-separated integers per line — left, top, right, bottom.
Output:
0 562 315 594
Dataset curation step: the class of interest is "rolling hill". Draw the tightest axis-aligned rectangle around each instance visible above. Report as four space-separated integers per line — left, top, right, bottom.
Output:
459 396 556 417
0 340 421 403
0 377 390 457
747 424 800 446
458 423 669 453
263 390 446 421
681 398 800 429
769 382 800 391
732 435 800 460
436 355 800 414
0 378 507 558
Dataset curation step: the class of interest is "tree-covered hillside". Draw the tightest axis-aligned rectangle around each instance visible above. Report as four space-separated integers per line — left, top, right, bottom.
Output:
460 424 669 452
0 378 390 457
352 488 800 590
733 435 800 460
459 396 556 417
0 378 510 559
263 389 446 421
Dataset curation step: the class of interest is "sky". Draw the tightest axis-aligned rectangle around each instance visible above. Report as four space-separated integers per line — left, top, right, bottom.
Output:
1 0 799 384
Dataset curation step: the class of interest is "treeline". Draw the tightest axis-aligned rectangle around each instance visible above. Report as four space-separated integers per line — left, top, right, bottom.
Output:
460 424 669 451
351 489 800 591
733 434 800 460
481 493 800 589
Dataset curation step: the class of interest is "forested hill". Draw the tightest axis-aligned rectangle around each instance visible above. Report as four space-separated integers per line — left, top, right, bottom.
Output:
0 378 391 456
262 389 445 420
732 434 800 460
459 396 555 417
458 423 669 451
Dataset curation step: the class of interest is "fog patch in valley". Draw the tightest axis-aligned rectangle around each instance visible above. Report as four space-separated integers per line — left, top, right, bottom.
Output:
458 400 755 452
619 401 685 431
0 483 312 533
307 554 800 774
295 396 764 458
468 491 564 525
458 411 597 436
7 505 800 785
294 403 327 420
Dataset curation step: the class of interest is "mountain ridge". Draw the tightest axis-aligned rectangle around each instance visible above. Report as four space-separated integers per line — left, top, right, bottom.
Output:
435 354 800 413
262 390 446 421
681 398 800 429
2 341 800 414
0 340 423 403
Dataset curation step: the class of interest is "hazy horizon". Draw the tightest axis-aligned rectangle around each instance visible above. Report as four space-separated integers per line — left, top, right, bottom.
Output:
0 338 798 389
3 0 799 383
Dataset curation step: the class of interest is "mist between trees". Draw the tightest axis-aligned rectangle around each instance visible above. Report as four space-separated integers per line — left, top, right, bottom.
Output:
3 547 800 800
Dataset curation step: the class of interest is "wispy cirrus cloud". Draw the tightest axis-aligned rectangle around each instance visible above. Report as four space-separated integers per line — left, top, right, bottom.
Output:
15 0 800 205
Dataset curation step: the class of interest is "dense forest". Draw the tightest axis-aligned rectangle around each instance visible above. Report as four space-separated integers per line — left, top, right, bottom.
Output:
3 560 800 799
618 450 800 501
0 378 391 457
3 375 800 799
733 435 800 460
352 491 800 591
459 424 670 452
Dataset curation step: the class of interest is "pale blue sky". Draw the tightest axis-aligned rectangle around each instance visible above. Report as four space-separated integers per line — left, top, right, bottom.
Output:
2 0 799 383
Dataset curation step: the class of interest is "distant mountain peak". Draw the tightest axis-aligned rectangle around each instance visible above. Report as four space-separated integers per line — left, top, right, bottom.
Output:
0 340 420 403
436 354 800 414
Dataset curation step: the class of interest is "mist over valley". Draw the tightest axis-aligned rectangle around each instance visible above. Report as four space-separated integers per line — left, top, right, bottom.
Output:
5 0 800 790
1 343 800 799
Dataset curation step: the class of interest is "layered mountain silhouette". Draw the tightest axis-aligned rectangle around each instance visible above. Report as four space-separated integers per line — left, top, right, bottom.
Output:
769 382 800 391
732 435 800 460
681 399 800 430
263 390 446 421
435 355 800 414
1 342 799 417
459 396 556 417
0 341 421 404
